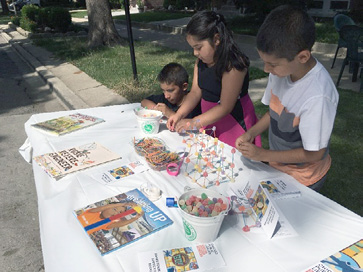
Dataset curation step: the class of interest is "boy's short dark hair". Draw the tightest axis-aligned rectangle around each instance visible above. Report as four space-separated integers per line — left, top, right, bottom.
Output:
157 63 188 88
256 5 316 61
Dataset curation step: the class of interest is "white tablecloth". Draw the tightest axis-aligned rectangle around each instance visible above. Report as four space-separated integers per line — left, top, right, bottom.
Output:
21 103 363 272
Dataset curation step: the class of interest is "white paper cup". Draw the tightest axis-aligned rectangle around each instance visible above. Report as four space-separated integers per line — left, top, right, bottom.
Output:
178 188 230 243
134 109 162 134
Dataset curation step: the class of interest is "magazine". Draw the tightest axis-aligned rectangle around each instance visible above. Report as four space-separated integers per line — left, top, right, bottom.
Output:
74 189 173 256
31 113 104 136
33 142 120 180
302 239 363 272
138 243 226 272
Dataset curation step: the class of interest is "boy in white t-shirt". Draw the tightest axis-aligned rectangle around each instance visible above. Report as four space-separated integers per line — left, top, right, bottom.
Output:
235 5 339 191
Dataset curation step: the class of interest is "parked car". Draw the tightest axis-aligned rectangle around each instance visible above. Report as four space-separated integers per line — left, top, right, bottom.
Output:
9 0 40 12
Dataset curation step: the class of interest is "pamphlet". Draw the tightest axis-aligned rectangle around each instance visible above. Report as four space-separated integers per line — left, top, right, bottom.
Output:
138 243 226 272
100 160 150 184
230 179 297 239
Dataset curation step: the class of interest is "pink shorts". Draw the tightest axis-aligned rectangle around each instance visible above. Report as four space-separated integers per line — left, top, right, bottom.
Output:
201 96 261 148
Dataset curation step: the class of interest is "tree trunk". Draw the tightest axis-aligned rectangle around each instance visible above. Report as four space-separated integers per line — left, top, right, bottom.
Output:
1 0 10 13
85 0 124 48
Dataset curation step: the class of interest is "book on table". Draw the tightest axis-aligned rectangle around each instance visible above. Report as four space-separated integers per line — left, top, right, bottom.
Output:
302 239 363 272
33 142 120 180
74 188 173 256
31 113 104 136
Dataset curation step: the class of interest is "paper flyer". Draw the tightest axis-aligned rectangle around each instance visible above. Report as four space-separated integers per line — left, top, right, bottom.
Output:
138 243 225 272
100 160 150 184
230 179 296 239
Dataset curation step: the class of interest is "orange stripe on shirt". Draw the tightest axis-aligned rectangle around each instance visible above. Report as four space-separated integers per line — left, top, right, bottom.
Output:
269 155 331 186
269 90 284 116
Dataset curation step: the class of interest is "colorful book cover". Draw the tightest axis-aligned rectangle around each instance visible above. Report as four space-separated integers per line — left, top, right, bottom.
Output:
303 239 363 272
74 189 173 256
33 142 120 180
260 178 301 199
31 113 104 136
138 243 225 272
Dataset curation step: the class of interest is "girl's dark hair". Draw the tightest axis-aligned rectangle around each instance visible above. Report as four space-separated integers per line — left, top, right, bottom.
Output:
157 62 189 88
186 10 250 80
256 5 316 61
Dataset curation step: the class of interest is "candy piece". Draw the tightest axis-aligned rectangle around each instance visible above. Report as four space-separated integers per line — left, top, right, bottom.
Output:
186 199 193 206
211 210 219 216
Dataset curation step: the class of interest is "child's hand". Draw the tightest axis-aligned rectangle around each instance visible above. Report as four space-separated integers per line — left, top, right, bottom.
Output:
153 103 173 118
167 113 182 131
238 142 264 161
235 132 253 150
175 118 194 133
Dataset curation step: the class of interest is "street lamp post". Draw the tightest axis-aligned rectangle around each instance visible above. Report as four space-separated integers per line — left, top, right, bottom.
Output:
123 0 138 81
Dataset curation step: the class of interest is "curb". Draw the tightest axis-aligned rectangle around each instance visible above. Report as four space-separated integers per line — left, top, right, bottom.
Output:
2 26 97 110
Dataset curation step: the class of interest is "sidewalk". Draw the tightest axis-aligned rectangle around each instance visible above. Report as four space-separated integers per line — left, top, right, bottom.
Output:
1 14 361 110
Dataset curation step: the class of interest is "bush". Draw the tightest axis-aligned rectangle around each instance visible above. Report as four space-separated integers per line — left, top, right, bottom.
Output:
47 7 72 33
163 0 171 9
75 0 86 8
20 16 38 32
38 7 51 28
18 5 72 33
109 0 122 9
21 4 40 22
10 16 21 26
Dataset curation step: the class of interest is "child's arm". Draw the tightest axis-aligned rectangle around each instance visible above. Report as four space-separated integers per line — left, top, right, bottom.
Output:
141 99 175 118
174 67 247 132
167 60 202 131
236 112 270 148
197 68 246 125
239 142 327 164
141 99 157 109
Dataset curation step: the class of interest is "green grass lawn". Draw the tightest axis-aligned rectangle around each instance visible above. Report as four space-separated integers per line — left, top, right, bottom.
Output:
32 36 267 101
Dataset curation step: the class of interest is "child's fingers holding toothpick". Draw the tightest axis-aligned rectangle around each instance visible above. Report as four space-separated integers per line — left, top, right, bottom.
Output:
238 142 263 161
